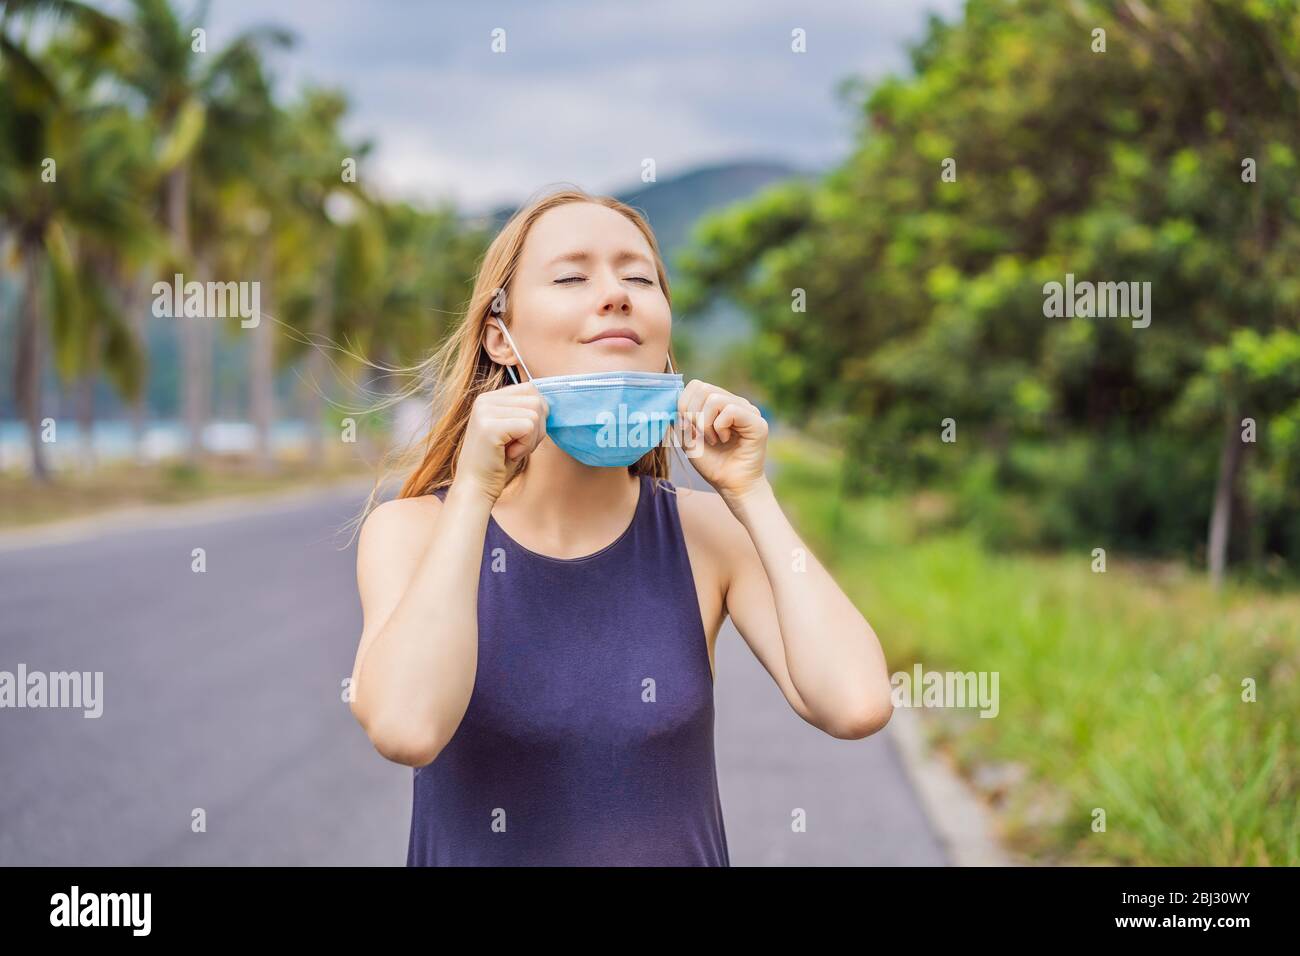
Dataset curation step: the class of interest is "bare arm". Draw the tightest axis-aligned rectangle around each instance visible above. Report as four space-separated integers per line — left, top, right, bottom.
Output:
719 479 893 739
350 480 495 767
349 381 548 767
677 378 893 739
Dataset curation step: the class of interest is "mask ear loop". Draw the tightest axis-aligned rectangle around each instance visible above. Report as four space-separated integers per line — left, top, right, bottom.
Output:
492 317 532 384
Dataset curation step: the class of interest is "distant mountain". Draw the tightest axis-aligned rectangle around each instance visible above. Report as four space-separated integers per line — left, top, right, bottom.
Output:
460 159 819 372
467 158 816 276
613 159 815 271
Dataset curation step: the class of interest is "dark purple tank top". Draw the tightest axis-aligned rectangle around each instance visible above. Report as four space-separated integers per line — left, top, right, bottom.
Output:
407 473 730 866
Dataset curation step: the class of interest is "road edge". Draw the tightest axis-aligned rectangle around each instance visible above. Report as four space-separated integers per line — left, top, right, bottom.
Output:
885 706 1020 867
0 475 383 552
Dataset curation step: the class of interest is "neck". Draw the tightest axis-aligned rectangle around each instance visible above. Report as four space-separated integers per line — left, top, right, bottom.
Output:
496 439 642 534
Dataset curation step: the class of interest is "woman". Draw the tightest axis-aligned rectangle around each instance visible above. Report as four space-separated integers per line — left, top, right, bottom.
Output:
348 187 893 866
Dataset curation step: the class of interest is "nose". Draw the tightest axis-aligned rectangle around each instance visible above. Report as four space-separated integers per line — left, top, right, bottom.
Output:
597 274 632 314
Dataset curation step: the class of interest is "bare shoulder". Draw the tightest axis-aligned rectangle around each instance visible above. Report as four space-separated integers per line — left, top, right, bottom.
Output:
672 483 748 585
673 483 736 533
357 493 444 572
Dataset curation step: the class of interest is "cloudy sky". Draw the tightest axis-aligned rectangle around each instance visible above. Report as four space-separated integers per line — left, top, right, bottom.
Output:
189 0 964 215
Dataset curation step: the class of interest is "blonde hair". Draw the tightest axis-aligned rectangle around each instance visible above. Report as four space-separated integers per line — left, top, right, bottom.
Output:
344 185 684 541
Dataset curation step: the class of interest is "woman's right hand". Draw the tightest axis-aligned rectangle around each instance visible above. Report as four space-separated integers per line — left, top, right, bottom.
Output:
454 383 549 501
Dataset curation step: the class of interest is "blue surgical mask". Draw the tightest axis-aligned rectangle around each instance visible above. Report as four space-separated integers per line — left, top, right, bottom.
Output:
492 317 683 467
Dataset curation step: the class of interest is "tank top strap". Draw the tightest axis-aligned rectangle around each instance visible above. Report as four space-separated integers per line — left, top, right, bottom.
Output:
640 474 695 566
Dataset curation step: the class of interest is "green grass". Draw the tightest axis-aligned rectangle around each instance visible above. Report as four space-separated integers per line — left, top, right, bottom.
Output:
770 434 1300 866
0 455 376 530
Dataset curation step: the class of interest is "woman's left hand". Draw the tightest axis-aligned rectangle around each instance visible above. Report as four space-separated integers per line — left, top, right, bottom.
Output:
675 379 769 502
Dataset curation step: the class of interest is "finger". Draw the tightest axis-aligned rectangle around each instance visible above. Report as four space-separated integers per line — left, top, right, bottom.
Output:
490 385 547 405
684 425 704 458
698 393 732 444
493 414 540 448
507 414 547 461
740 403 766 442
486 394 548 416
714 401 760 443
503 408 546 461
532 404 548 444
681 379 713 420
670 413 700 457
681 377 712 418
682 387 717 445
676 379 696 418
485 404 542 425
714 403 739 444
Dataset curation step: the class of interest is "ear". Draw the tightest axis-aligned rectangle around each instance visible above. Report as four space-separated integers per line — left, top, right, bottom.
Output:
482 317 516 370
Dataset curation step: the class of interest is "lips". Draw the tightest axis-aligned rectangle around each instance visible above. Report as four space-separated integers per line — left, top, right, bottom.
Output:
584 327 642 344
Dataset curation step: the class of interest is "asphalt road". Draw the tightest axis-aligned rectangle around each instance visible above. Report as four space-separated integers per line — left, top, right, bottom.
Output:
0 469 946 866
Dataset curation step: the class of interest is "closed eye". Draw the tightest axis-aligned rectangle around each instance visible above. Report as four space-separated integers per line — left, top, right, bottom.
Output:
555 276 655 285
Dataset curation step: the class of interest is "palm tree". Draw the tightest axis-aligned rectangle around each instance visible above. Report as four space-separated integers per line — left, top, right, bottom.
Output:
273 88 373 468
0 0 149 480
50 21 163 472
321 197 491 461
115 0 291 465
185 31 284 472
47 102 161 474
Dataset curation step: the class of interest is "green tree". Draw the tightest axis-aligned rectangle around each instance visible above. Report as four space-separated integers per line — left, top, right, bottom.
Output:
116 0 291 464
0 0 153 480
678 0 1300 578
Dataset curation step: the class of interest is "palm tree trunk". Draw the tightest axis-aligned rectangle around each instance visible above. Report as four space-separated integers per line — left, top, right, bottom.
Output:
180 295 208 464
305 249 335 468
127 268 152 465
76 325 99 472
14 235 51 482
250 239 275 473
167 162 207 466
1207 411 1247 589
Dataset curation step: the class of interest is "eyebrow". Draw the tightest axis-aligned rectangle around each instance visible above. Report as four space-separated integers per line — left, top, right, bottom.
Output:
545 249 653 268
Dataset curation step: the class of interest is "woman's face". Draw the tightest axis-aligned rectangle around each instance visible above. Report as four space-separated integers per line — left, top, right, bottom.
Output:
488 202 672 379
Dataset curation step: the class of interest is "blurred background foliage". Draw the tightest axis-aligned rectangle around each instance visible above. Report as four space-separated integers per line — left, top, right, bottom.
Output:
0 0 494 482
1 0 1296 867
675 0 1300 585
2 0 1297 579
